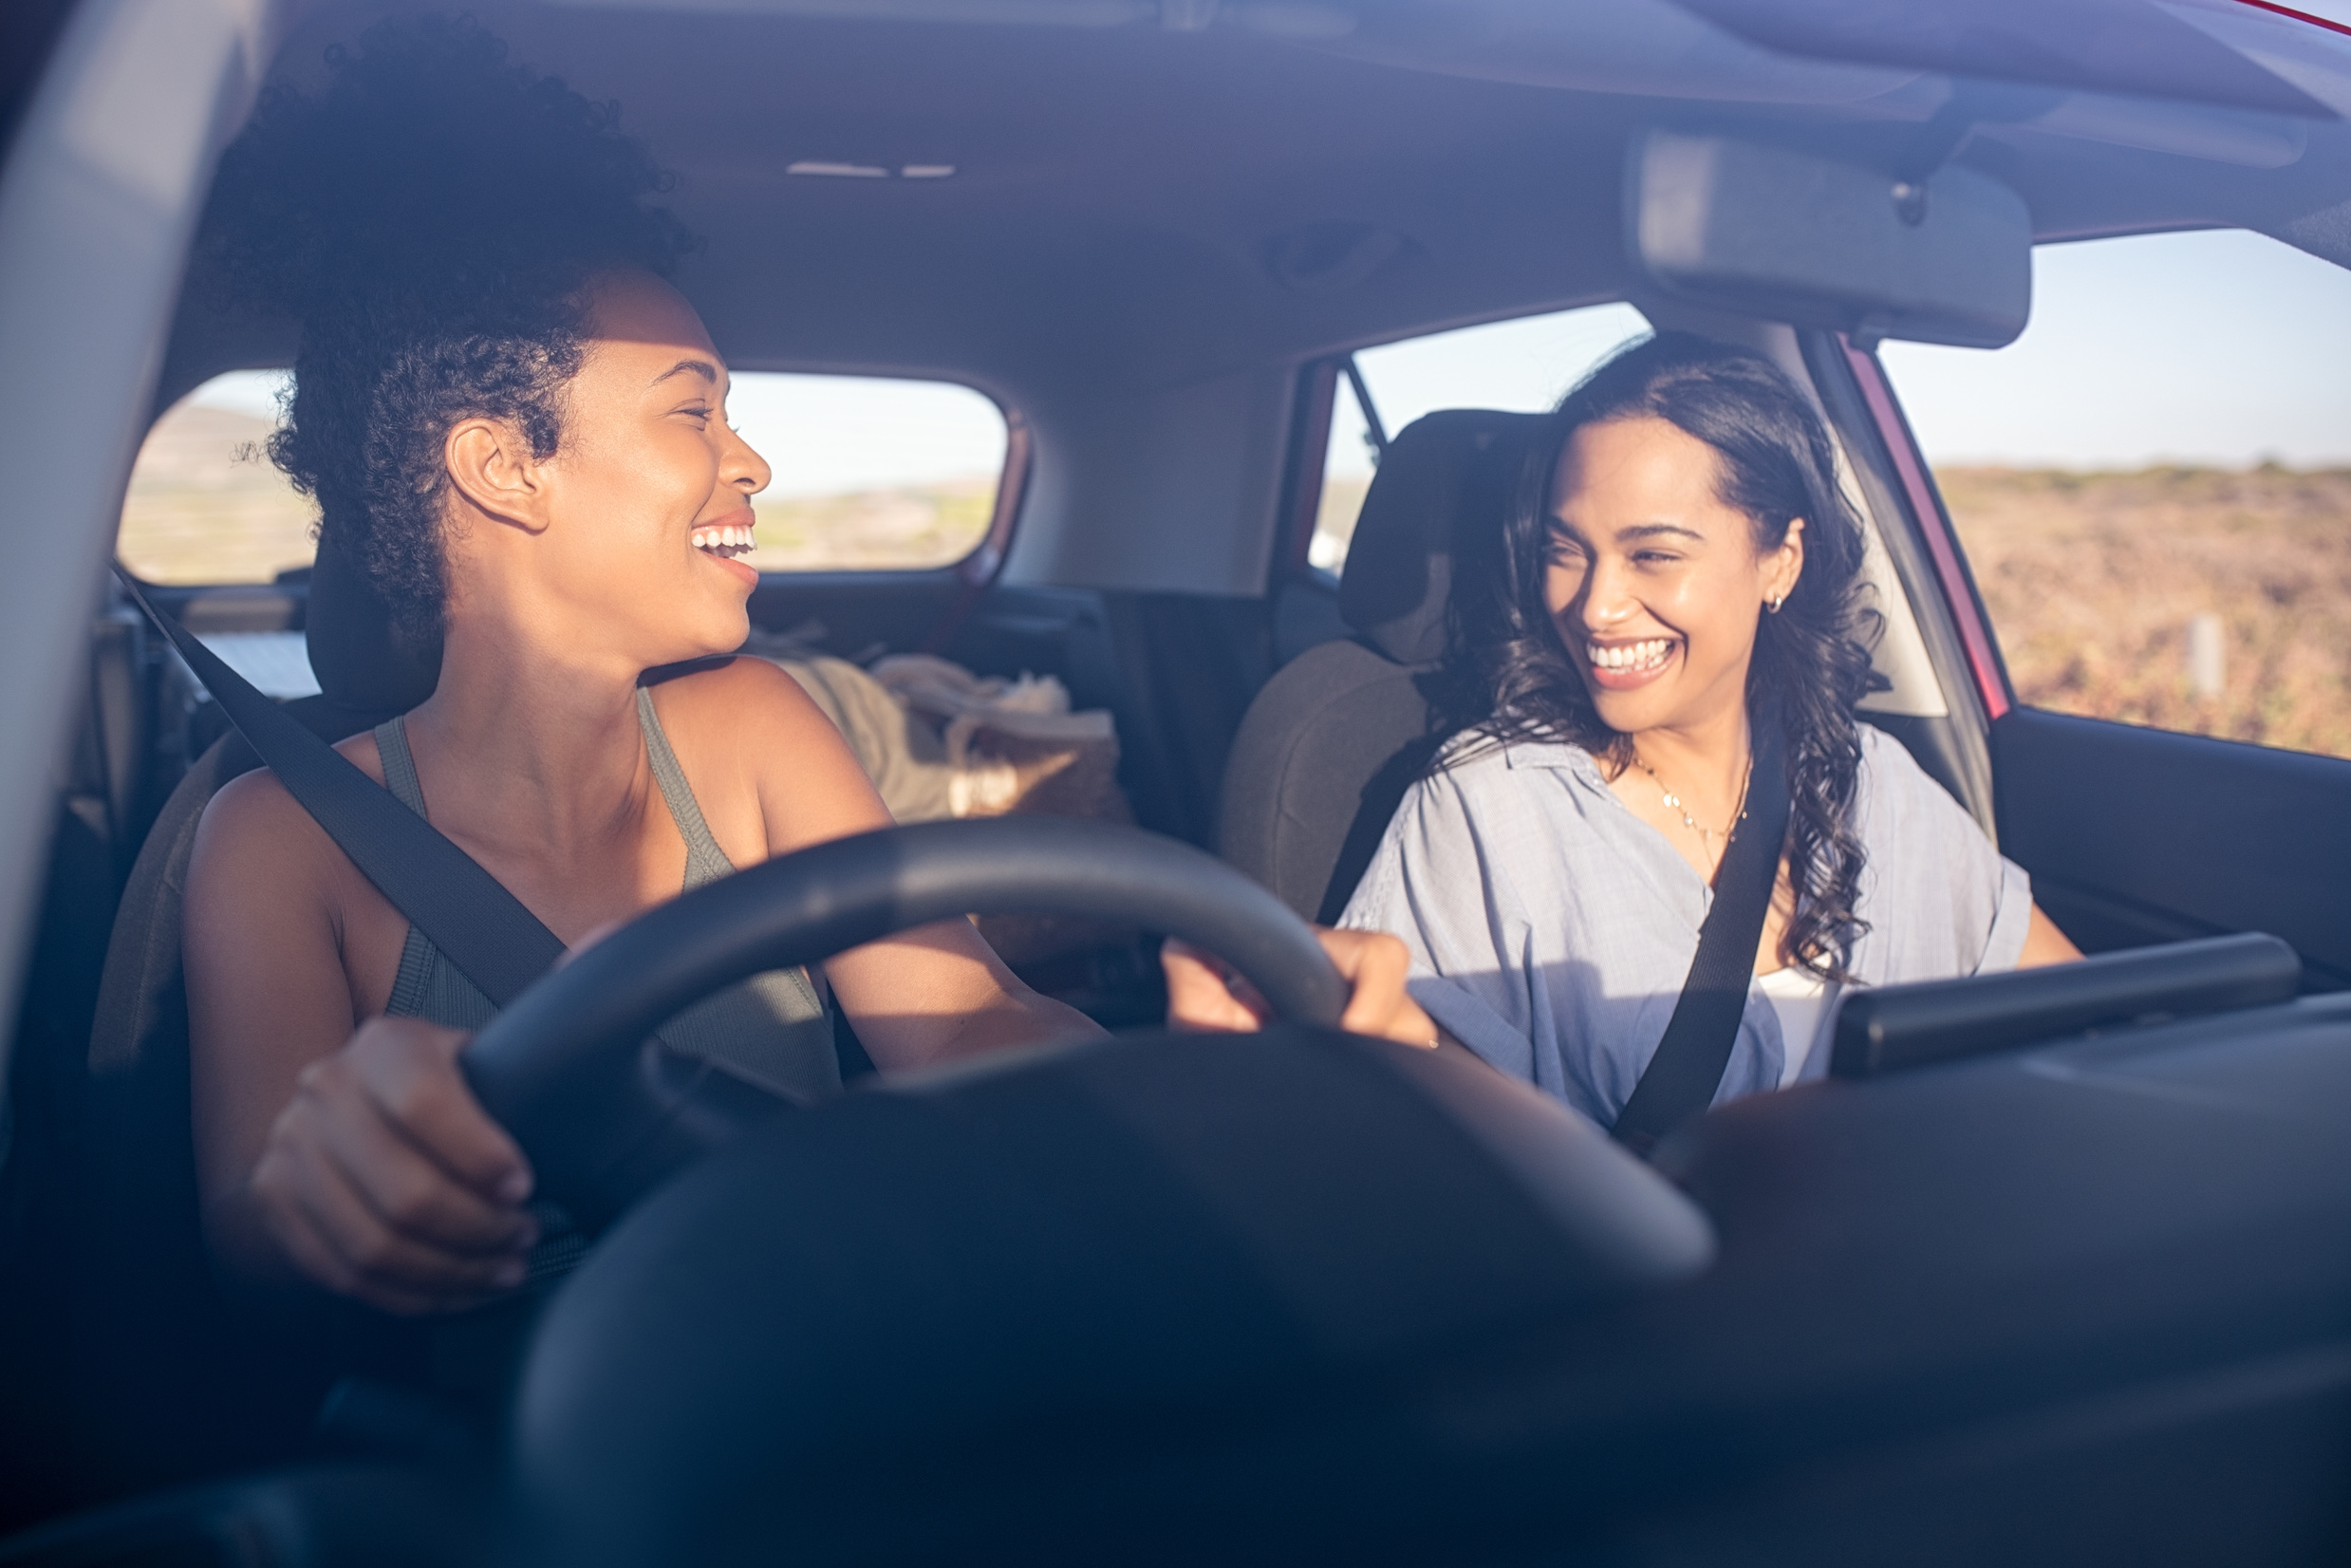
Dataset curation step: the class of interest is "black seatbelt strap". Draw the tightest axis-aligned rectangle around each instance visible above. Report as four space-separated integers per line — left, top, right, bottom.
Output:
115 567 566 1006
1612 716 1793 1158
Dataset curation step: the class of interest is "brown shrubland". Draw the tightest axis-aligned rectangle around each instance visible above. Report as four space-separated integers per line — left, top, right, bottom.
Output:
1938 465 2351 760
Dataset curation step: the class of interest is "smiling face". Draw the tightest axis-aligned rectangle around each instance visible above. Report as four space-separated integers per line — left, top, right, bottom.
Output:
443 269 773 670
1542 416 1803 738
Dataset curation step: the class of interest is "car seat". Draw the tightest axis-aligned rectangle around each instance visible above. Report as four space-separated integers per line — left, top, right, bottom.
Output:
74 532 423 1496
1219 408 1544 923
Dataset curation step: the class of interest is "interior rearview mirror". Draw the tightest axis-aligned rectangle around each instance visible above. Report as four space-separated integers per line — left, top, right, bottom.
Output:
1627 129 2033 349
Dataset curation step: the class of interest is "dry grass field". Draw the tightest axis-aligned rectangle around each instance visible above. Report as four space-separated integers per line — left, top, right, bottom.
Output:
1939 465 2351 760
749 480 993 571
118 405 317 584
1320 459 2351 760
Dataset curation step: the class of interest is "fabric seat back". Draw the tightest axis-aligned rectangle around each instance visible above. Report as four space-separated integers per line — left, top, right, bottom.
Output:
1219 409 1544 921
77 546 408 1491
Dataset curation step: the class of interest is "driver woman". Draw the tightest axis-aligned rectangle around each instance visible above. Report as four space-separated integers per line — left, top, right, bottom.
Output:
1339 332 2080 1129
184 23 1430 1318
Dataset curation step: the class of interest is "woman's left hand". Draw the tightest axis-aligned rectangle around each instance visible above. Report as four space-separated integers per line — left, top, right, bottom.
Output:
1163 927 1441 1048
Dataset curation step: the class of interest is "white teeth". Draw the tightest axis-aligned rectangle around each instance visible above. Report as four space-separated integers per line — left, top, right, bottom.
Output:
693 524 756 559
1587 638 1673 672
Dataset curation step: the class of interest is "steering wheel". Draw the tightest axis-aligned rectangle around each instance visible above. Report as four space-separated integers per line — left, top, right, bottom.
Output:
457 816 1349 1225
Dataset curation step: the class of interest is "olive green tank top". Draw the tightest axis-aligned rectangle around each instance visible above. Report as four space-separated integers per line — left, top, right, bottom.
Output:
374 685 841 1107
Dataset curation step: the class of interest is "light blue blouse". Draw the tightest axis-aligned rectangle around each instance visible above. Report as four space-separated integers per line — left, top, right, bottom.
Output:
1338 725 2032 1129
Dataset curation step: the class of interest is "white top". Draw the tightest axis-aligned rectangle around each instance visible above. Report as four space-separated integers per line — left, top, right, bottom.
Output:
1753 965 1834 1088
1339 725 2033 1129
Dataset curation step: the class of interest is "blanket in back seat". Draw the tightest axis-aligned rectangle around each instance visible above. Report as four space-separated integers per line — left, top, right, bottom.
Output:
764 651 1132 965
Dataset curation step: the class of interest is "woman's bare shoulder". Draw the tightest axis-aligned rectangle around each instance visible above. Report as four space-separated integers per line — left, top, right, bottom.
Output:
191 730 387 893
650 654 825 723
644 656 848 765
645 656 888 849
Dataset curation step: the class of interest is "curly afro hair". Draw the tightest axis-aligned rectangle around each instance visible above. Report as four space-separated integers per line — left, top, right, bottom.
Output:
199 16 697 649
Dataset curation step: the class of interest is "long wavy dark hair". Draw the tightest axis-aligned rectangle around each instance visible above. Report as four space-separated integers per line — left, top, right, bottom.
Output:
1459 331 1884 979
198 17 696 650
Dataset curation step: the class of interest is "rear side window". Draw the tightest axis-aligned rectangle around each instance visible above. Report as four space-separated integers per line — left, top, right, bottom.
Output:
1882 230 2351 759
118 371 310 585
118 369 1013 584
1309 301 1651 574
725 373 1009 572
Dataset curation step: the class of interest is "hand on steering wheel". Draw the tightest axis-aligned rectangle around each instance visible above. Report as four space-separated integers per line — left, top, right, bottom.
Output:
1163 929 1439 1048
237 1015 539 1316
240 821 1399 1311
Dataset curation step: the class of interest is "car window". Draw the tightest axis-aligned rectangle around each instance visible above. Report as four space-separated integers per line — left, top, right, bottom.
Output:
117 371 312 585
1881 230 2351 760
725 372 1010 572
117 369 1013 584
1309 302 1651 573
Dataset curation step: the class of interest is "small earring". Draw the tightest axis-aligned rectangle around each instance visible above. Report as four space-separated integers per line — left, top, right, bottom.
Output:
1766 593 1785 614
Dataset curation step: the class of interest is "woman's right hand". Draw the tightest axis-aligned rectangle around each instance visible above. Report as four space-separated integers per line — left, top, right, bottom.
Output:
1165 927 1442 1049
241 1016 540 1316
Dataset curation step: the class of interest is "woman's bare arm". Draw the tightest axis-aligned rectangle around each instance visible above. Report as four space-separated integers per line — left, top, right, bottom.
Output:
184 772 538 1312
656 658 1105 1069
660 658 1442 1065
2017 902 2083 968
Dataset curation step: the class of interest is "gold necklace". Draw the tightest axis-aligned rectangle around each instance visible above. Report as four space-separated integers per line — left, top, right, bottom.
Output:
1632 749 1753 852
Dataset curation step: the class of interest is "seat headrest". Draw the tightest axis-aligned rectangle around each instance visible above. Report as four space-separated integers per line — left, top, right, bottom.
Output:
1337 409 1548 666
306 526 442 714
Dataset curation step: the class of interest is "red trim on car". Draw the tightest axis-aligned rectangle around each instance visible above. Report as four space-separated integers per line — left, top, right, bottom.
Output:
2231 0 2351 39
1840 336 2012 720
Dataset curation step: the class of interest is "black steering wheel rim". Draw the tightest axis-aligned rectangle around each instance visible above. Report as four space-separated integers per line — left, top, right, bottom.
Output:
458 816 1348 1223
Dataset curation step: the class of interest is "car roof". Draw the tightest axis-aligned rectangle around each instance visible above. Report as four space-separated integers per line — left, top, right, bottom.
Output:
163 0 2351 404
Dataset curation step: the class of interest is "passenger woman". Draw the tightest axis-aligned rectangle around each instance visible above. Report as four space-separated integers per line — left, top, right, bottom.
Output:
185 23 1424 1317
1339 332 2079 1128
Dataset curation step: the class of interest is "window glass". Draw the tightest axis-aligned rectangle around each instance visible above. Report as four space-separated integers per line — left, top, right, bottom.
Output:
725 373 1008 571
1309 302 1651 574
118 370 1010 584
1310 372 1379 570
119 371 312 585
1881 230 2351 759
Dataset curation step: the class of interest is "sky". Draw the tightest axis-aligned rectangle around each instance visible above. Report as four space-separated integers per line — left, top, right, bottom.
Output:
1329 303 1653 481
195 226 2349 493
1334 228 2351 478
1879 228 2351 469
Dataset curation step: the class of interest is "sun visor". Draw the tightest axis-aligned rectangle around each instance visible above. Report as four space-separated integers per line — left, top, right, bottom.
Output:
1628 129 2032 349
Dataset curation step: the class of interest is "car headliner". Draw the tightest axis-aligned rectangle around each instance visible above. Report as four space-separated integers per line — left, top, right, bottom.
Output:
134 0 2351 606
165 0 2351 405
